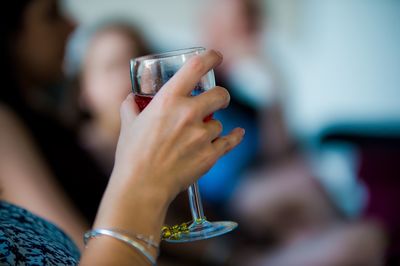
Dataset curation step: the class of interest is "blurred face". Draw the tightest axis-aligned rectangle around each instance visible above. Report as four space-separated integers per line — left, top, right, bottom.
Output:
202 0 261 70
82 29 139 119
14 0 74 87
204 0 251 46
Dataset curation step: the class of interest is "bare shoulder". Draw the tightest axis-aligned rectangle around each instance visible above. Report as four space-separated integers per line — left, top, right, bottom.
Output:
0 104 32 198
0 104 24 125
0 104 36 161
0 104 30 144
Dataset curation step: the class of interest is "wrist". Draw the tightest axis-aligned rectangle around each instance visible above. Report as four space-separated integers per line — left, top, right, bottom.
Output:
94 172 171 243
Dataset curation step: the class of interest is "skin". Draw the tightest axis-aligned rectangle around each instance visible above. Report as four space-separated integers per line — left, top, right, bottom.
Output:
0 105 88 250
0 0 244 264
81 52 245 264
202 0 261 73
4 0 385 264
80 27 143 170
0 50 244 265
82 28 138 119
13 0 74 89
1 0 84 248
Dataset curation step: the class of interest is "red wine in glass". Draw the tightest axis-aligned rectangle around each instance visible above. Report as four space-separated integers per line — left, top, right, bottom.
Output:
134 95 152 112
134 94 213 122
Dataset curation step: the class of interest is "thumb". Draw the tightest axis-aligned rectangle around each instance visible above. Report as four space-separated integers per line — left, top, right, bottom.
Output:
120 93 140 127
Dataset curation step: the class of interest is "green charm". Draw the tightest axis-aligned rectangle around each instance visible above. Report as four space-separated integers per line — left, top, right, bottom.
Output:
161 221 191 240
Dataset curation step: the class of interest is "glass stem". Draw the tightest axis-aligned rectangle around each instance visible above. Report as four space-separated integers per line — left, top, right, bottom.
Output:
188 182 206 224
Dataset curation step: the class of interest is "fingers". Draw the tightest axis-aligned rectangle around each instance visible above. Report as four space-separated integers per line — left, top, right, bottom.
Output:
193 86 230 118
213 128 245 156
120 93 139 126
204 119 223 141
162 50 223 96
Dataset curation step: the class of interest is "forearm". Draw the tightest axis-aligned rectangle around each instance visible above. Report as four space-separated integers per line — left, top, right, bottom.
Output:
79 174 170 265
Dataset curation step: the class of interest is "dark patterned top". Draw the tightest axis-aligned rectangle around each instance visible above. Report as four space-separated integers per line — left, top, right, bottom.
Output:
0 201 80 265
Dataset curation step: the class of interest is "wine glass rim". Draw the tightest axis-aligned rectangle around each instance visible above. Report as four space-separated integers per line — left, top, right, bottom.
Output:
131 47 206 63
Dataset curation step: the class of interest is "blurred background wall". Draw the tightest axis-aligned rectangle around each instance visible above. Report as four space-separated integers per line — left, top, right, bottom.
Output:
62 0 212 49
266 0 400 139
63 0 400 140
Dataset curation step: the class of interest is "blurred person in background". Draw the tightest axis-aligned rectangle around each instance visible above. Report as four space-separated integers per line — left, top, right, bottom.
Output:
230 141 389 265
0 0 110 227
226 1 400 265
202 0 275 107
198 0 291 212
0 0 244 264
65 21 150 174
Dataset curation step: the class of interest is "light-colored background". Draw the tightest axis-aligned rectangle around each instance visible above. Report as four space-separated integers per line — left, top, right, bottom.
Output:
63 0 400 138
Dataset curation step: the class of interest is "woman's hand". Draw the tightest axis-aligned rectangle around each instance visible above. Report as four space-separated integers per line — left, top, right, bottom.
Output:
113 49 244 200
81 50 244 265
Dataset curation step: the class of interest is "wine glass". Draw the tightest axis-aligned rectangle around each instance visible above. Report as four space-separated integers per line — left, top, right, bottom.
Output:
130 47 237 243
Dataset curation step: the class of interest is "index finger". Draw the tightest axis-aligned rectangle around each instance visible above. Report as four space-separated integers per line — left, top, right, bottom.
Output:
192 86 230 119
161 49 223 96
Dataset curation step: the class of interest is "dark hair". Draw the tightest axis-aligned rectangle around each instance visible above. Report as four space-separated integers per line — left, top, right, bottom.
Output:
244 0 264 34
65 19 151 78
0 1 32 105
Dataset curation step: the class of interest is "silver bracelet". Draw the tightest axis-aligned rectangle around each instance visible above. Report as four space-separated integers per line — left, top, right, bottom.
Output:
108 228 159 249
84 228 157 265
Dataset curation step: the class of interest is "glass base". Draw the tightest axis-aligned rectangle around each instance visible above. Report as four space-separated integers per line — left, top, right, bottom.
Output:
164 220 238 243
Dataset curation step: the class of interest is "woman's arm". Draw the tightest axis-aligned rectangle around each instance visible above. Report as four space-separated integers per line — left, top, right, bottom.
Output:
0 105 88 250
80 50 244 265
